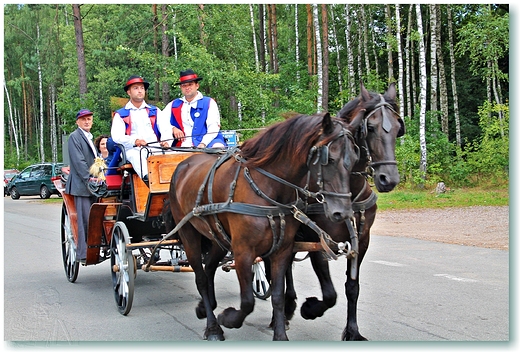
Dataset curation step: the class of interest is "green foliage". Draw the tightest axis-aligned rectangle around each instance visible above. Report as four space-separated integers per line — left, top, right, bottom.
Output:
396 101 509 189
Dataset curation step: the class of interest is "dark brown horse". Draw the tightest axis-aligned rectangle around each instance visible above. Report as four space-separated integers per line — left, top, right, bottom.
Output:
168 111 364 341
278 82 404 340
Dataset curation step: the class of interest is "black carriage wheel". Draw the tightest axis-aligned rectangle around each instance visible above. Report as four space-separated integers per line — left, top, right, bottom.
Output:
252 259 271 300
110 221 135 315
61 203 79 283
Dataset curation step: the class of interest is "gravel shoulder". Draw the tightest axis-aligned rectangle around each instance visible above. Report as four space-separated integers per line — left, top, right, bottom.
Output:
371 205 509 251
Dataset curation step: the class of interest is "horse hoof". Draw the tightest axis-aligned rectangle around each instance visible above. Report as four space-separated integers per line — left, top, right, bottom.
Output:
206 334 225 341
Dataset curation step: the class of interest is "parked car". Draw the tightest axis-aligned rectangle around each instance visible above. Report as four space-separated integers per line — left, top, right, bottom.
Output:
7 163 64 199
4 169 20 196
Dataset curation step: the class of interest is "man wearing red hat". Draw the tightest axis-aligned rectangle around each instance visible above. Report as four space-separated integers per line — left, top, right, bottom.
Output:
111 75 169 181
160 69 227 149
66 109 98 264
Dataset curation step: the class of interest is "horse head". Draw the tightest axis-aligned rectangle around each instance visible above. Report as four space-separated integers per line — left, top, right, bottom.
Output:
307 112 361 222
339 82 404 192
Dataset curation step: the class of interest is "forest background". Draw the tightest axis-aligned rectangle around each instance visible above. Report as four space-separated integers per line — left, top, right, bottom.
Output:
2 3 510 189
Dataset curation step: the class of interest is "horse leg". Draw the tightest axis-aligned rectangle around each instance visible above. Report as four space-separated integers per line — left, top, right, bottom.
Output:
267 256 294 330
217 251 256 329
341 258 367 341
342 216 372 341
195 243 227 320
300 251 337 320
178 226 225 341
268 251 295 340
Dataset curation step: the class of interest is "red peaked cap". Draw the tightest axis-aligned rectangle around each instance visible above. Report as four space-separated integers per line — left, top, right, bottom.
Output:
76 109 93 119
124 75 150 92
175 69 203 85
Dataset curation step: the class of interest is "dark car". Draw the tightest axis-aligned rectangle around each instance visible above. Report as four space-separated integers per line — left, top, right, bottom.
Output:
7 163 64 199
4 169 20 196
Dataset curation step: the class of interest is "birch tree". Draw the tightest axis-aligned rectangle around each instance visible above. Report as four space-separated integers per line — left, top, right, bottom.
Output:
330 5 343 97
429 4 438 112
295 5 300 82
435 5 449 136
250 4 259 73
312 4 323 113
447 5 461 147
396 5 405 116
416 4 428 178
161 5 170 104
385 5 394 81
36 23 45 162
4 79 20 165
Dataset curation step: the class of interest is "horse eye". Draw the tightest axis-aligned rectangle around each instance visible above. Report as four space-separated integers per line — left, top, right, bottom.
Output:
367 125 375 132
328 158 335 164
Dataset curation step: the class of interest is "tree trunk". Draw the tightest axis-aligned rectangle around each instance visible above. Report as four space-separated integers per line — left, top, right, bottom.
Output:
416 4 428 179
385 5 394 81
447 5 461 148
344 4 355 96
405 5 413 118
258 4 266 72
72 4 87 100
361 5 370 79
396 5 405 117
330 6 343 98
4 79 20 165
50 84 57 162
270 4 279 74
267 5 274 73
435 4 449 136
295 4 300 83
429 4 438 113
161 4 170 104
321 4 329 112
36 23 45 163
197 4 206 46
312 4 323 113
249 4 260 73
306 4 313 77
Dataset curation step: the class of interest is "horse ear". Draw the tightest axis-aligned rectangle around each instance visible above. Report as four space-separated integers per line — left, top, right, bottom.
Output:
386 82 397 100
322 112 334 134
347 108 365 134
360 81 370 102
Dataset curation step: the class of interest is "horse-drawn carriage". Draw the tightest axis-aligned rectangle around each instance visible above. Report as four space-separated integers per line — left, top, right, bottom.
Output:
56 82 404 341
56 130 271 315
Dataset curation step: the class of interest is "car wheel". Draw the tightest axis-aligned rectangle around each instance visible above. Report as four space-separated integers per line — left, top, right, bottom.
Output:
10 187 20 200
40 185 51 199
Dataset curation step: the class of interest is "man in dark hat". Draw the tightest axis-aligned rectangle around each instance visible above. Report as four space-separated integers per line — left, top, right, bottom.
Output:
160 69 227 149
111 75 168 180
66 109 98 264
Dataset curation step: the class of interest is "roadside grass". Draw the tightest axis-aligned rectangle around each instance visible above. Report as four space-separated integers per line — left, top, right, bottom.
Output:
376 186 509 211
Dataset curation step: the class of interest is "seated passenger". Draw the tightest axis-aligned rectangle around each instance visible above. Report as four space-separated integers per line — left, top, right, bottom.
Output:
160 69 227 149
110 75 169 181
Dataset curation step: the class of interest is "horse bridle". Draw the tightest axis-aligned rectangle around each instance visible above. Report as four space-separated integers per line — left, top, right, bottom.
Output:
361 95 402 171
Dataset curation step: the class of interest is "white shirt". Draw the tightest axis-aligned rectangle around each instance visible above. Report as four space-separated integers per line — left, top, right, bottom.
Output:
80 128 98 157
160 91 221 147
111 101 159 150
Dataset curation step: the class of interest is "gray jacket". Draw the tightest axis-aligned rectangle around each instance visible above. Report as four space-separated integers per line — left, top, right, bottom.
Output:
65 127 96 197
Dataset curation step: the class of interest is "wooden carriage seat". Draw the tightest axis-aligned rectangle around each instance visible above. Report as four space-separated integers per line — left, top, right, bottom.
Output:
132 152 195 219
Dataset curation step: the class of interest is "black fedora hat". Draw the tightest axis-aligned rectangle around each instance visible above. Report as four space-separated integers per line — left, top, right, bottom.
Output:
174 69 203 85
124 75 150 92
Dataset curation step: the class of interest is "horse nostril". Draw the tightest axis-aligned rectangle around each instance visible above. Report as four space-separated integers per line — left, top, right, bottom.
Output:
332 212 347 222
378 174 389 186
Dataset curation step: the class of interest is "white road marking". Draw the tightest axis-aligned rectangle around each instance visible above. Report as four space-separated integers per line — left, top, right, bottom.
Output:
434 274 478 282
370 260 405 267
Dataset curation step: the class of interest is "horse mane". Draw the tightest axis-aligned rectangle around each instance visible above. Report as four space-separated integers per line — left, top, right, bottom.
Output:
239 114 324 169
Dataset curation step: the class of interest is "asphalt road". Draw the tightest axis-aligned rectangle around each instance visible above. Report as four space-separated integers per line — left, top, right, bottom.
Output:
2 196 511 349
